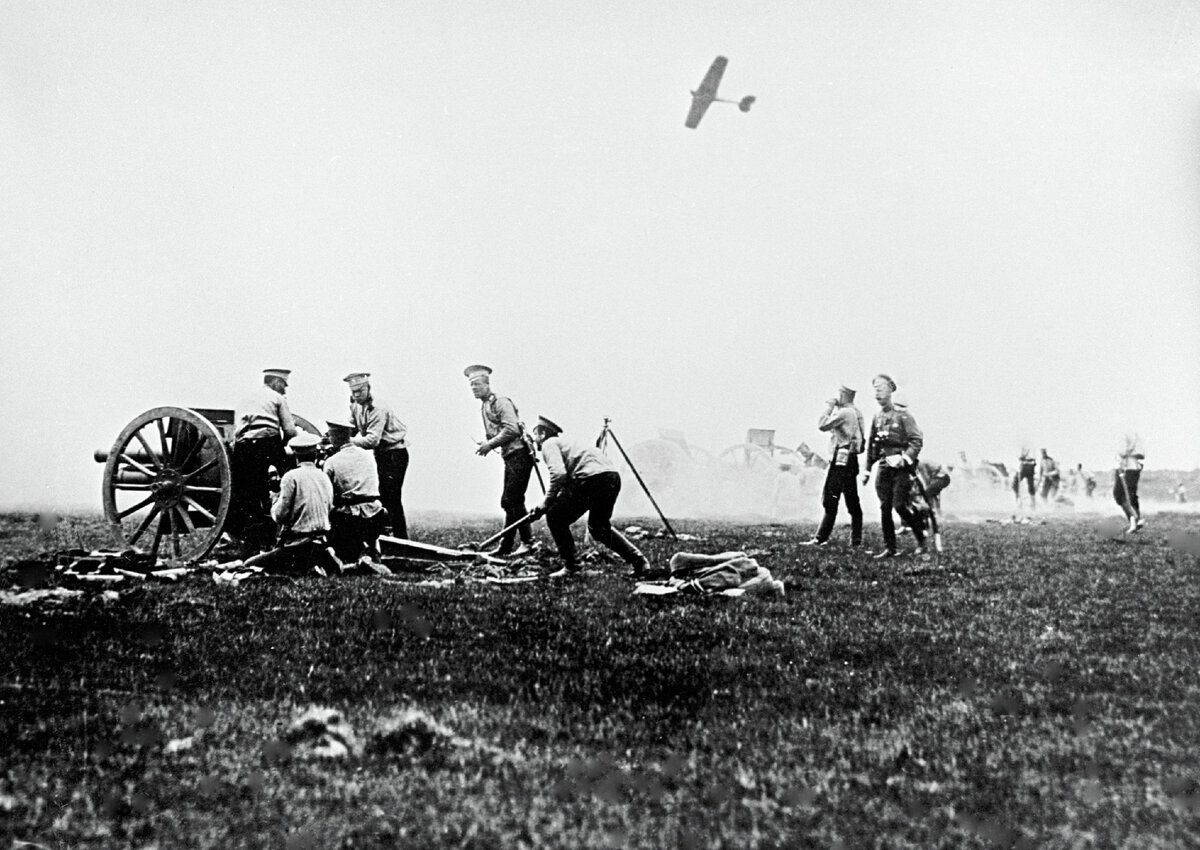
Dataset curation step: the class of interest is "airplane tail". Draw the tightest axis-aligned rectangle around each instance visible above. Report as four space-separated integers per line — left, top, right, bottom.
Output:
739 96 756 113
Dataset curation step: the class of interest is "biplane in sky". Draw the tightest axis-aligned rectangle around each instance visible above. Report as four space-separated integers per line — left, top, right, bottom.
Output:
685 55 756 129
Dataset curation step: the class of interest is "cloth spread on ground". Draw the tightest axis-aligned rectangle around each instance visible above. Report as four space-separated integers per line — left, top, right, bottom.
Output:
634 551 784 597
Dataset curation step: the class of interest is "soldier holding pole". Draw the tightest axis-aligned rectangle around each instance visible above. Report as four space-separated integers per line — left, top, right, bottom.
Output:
465 364 537 557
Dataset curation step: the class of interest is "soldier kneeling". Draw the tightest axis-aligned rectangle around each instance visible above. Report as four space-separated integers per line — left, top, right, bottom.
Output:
323 419 386 568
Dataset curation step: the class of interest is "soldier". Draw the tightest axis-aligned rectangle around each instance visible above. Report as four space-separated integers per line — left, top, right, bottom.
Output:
801 384 865 547
465 364 536 557
1114 432 1145 533
344 373 410 539
863 374 926 558
531 416 649 579
323 419 386 566
243 433 339 575
1038 448 1062 503
1013 447 1038 514
230 368 300 553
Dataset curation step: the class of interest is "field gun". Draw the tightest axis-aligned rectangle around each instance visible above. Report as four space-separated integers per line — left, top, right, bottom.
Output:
94 406 321 563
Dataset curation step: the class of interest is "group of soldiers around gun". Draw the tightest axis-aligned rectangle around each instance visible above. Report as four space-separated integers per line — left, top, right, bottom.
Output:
222 366 1152 576
222 365 650 578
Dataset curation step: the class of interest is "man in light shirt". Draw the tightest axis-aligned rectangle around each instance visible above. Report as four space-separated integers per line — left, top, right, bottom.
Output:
243 432 338 575
323 419 385 566
801 384 865 547
465 364 537 557
531 416 649 579
345 372 410 539
1114 432 1146 534
230 368 300 553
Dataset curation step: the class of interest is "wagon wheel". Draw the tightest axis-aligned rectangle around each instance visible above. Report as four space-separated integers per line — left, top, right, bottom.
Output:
101 407 231 564
717 443 779 474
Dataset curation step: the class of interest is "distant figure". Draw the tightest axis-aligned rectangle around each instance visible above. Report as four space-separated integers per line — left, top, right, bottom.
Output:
916 460 952 516
1073 463 1096 499
795 442 829 470
345 372 410 539
231 368 300 553
466 364 537 557
323 419 385 565
801 384 865 547
244 433 339 575
864 375 926 558
1114 433 1145 533
1013 447 1037 514
1038 449 1061 503
1176 481 1188 504
531 416 649 579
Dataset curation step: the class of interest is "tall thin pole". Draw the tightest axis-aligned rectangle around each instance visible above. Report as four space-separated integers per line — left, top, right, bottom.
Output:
600 418 678 540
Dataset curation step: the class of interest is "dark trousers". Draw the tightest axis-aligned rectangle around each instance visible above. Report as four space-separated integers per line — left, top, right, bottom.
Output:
1113 469 1141 518
243 532 338 575
229 435 284 552
876 464 925 550
1014 464 1036 498
499 450 535 552
376 447 409 539
815 453 862 543
329 511 385 561
545 471 642 569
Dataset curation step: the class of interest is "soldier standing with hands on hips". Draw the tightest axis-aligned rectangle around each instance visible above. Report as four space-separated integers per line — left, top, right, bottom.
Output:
344 372 410 539
465 365 537 557
863 374 926 559
801 384 865 547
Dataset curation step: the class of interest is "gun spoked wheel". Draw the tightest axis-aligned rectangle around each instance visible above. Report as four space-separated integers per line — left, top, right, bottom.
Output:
100 407 232 564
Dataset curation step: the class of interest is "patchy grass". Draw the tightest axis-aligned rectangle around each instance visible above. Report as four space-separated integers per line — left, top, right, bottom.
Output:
1 511 1199 849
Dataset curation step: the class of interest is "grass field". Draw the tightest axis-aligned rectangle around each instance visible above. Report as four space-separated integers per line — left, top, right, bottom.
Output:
2 510 1199 849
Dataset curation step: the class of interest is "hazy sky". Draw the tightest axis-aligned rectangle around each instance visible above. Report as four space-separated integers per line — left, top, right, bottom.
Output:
2 0 1198 514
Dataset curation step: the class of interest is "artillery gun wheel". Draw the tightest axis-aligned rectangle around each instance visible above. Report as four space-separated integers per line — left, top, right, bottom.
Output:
101 407 232 564
717 443 779 474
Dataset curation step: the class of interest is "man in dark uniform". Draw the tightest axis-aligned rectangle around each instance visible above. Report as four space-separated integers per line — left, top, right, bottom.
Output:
801 384 865 547
230 368 299 553
863 374 926 558
466 364 536 557
530 416 649 579
345 372 410 539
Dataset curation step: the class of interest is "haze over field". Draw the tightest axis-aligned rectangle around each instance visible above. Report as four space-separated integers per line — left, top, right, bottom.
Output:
2 1 1198 515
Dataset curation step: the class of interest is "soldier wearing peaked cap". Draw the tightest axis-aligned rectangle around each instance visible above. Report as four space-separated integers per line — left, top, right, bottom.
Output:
345 372 410 539
802 383 865 548
864 374 927 558
323 418 385 563
230 368 301 554
466 365 536 557
529 416 650 579
242 431 340 575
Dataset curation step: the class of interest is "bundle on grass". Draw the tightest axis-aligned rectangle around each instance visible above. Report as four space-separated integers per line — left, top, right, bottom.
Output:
634 551 784 598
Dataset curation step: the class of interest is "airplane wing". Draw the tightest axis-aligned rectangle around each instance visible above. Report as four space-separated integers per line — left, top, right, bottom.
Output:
685 56 727 128
684 95 712 129
696 56 728 98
